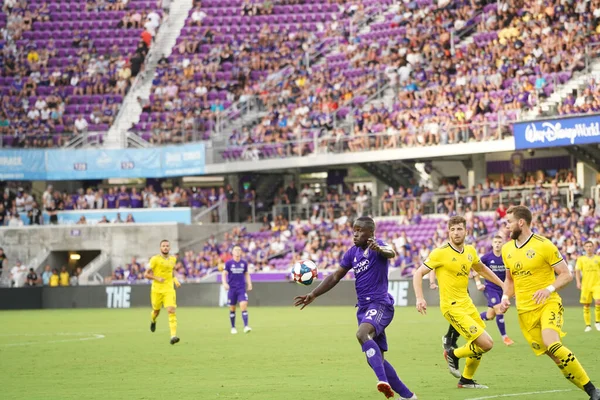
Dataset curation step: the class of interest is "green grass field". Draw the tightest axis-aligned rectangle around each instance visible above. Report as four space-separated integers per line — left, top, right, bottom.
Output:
1 306 599 400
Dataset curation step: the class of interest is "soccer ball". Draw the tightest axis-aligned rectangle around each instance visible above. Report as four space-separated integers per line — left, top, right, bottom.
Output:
291 260 318 285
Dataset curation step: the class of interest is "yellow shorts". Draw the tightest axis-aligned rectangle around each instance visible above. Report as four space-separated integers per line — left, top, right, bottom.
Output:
518 299 566 356
443 303 486 343
151 290 177 310
580 285 600 304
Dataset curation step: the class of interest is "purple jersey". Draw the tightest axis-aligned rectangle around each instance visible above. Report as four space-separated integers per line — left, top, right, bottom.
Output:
105 194 117 209
130 193 143 208
117 192 130 208
225 259 248 289
480 251 505 291
340 239 392 306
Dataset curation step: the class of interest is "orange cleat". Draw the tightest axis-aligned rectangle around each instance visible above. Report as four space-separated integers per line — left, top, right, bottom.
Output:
377 382 395 399
503 336 514 346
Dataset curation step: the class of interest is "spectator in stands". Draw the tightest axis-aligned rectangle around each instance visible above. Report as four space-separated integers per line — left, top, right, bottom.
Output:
26 268 38 286
49 268 59 287
41 265 52 286
10 260 27 288
70 267 82 286
59 266 70 287
0 248 6 278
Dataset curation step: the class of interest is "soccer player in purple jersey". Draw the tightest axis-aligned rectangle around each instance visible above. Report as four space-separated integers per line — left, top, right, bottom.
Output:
222 246 253 334
294 217 417 400
474 235 514 346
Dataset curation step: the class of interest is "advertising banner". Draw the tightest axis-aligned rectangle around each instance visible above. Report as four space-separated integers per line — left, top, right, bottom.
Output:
514 114 600 149
0 149 46 180
40 207 193 225
0 143 205 180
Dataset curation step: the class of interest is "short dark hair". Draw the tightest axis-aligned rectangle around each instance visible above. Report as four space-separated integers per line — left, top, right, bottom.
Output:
354 216 375 232
160 239 169 245
448 216 466 229
584 240 594 246
493 235 503 241
506 205 532 226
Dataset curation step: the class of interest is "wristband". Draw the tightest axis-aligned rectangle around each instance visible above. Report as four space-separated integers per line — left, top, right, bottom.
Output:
501 294 509 301
546 285 556 293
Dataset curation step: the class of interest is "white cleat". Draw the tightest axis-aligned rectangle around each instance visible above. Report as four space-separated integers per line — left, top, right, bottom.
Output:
231 327 238 335
399 395 418 400
244 326 252 333
585 326 593 332
596 323 600 331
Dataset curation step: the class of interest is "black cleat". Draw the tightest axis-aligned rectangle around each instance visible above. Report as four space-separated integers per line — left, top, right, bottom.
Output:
444 349 461 378
170 336 180 345
458 376 488 389
590 388 600 400
150 321 156 332
442 335 454 352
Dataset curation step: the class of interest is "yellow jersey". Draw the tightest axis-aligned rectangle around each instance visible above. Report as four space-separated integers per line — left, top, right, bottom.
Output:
50 274 59 287
502 233 563 314
424 243 481 311
59 272 70 286
148 254 177 293
576 255 600 289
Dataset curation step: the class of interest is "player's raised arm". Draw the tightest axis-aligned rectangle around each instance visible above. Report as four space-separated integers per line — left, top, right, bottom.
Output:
413 264 431 315
472 261 504 290
294 266 347 310
367 238 396 259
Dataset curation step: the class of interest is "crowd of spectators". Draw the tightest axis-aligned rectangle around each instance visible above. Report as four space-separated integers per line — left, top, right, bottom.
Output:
0 0 161 147
4 259 82 288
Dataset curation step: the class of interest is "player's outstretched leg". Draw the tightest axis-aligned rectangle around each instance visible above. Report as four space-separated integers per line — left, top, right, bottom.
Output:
383 360 417 399
167 307 179 345
442 324 460 351
544 327 600 400
150 309 159 333
584 304 592 332
357 323 394 399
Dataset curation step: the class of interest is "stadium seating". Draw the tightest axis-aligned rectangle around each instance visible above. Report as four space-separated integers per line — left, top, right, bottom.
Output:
0 0 157 147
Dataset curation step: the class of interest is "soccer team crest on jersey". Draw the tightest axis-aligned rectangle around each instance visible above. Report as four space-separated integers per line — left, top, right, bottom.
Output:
532 342 541 350
467 254 473 261
526 249 536 259
469 325 478 334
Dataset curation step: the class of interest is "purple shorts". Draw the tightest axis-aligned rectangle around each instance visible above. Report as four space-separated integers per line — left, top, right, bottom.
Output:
356 300 394 352
484 285 503 308
227 288 248 306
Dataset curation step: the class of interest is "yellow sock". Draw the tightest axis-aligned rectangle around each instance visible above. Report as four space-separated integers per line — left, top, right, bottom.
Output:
584 306 591 326
595 306 600 323
555 361 584 390
548 342 591 392
463 355 482 380
168 312 177 337
151 310 158 323
454 342 486 359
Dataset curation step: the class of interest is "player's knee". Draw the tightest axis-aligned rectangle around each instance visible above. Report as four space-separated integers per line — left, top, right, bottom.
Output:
595 300 600 306
584 304 591 308
356 330 370 345
478 336 494 352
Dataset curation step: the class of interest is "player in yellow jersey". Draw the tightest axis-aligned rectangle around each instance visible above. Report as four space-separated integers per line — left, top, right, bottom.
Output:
413 216 504 390
144 239 181 345
500 206 600 400
575 241 600 332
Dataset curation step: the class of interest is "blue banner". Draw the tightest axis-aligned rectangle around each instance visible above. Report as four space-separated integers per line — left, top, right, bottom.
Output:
0 143 205 180
40 208 192 225
514 114 600 150
0 149 46 180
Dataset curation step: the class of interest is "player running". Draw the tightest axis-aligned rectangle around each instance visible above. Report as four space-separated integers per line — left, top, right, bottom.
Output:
474 235 514 345
294 217 417 400
500 206 600 400
144 239 181 345
222 246 253 334
413 216 504 389
575 241 600 332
